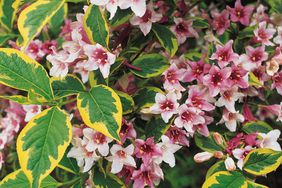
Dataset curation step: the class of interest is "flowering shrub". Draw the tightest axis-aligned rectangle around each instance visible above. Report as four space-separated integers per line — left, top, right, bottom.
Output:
0 0 282 187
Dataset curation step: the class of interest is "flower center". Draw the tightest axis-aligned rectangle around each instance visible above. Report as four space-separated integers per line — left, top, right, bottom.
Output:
92 48 108 65
160 100 174 111
211 72 223 86
93 133 106 144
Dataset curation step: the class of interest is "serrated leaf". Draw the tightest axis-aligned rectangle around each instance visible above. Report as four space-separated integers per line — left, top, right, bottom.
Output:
203 171 248 188
0 0 21 31
152 23 178 57
84 5 109 48
116 90 135 115
130 54 169 78
145 117 172 142
49 3 68 36
133 87 164 109
0 169 58 188
51 75 86 99
0 48 54 100
89 70 107 87
243 148 282 175
77 85 122 141
206 160 226 179
194 132 225 152
17 107 72 188
242 121 272 134
18 0 65 48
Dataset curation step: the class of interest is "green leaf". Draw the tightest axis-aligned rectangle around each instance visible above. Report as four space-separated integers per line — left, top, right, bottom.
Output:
77 85 122 141
130 54 169 78
238 26 256 39
242 121 272 134
0 170 58 188
0 33 17 46
89 70 107 87
110 8 132 27
243 148 282 175
145 117 172 142
0 48 54 100
194 132 225 152
58 147 80 174
17 107 72 188
247 181 268 188
249 72 262 87
18 0 66 48
51 75 86 99
49 3 68 36
267 0 282 14
192 17 209 29
116 91 135 115
152 23 178 57
0 95 39 105
203 171 248 188
206 160 226 179
84 5 109 48
184 51 202 61
0 0 21 31
134 87 164 109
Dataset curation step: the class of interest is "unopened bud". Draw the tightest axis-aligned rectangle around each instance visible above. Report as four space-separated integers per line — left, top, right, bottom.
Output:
213 132 224 145
224 157 236 171
213 151 224 159
194 152 213 163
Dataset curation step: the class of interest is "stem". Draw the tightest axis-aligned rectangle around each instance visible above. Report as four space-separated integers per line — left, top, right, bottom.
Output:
58 177 81 187
123 60 142 71
59 98 77 106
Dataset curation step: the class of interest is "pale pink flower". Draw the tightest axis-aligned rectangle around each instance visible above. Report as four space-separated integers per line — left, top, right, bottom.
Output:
254 21 276 46
83 43 116 78
240 45 268 71
132 164 160 188
266 58 279 76
194 152 213 163
150 92 179 123
22 105 42 122
250 5 269 26
210 40 239 68
106 0 120 19
0 133 8 150
211 10 230 35
83 128 112 156
192 115 213 137
184 60 211 83
90 0 109 6
119 0 146 17
259 130 281 151
260 103 282 122
218 109 244 132
73 60 91 83
134 137 162 163
272 72 282 95
232 146 253 170
156 135 182 167
106 144 136 174
225 157 236 171
274 26 282 46
162 64 185 93
227 0 254 26
170 18 198 44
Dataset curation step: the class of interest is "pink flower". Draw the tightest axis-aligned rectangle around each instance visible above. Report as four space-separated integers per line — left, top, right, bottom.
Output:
0 133 8 150
203 66 232 97
170 18 198 44
232 146 253 169
227 0 254 26
73 60 91 83
41 40 58 55
274 26 282 46
22 105 42 122
162 64 185 93
194 151 213 163
83 43 116 78
90 0 109 6
226 64 249 88
192 115 213 137
250 5 269 26
240 45 268 71
106 144 136 174
130 3 162 36
119 0 146 17
186 86 215 111
184 60 211 83
25 40 45 61
210 40 239 68
90 0 120 20
119 119 137 143
174 104 205 133
242 103 257 122
260 103 282 122
150 92 179 123
0 152 3 170
165 126 189 147
272 72 282 95
254 21 276 46
134 137 162 163
225 157 236 171
259 130 281 151
132 164 160 188
218 109 244 132
211 10 230 35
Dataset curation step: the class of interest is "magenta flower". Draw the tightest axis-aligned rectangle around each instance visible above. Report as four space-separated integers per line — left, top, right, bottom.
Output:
132 164 160 188
227 0 254 26
240 45 268 71
260 103 282 122
192 115 213 137
162 64 185 93
165 126 190 147
134 137 162 163
272 72 282 95
183 60 211 83
254 21 276 46
211 10 230 35
119 119 137 144
226 64 249 88
210 40 239 68
203 66 232 97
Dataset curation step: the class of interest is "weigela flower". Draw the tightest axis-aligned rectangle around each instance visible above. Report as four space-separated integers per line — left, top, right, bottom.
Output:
259 130 281 151
254 21 276 46
239 45 268 71
274 26 282 46
211 10 230 35
83 43 116 78
134 137 162 163
210 40 239 68
227 0 254 26
0 152 3 170
90 0 120 20
266 58 280 76
156 135 182 167
73 60 91 83
226 64 249 88
119 0 146 17
22 105 42 122
272 72 282 95
250 5 269 26
184 60 211 83
203 66 232 97
218 109 244 132
132 163 161 188
170 18 198 44
192 115 213 137
150 92 179 123
194 151 213 163
106 144 136 174
162 64 185 93
119 119 137 144
130 3 162 36
232 145 253 169
224 157 236 171
25 40 45 61
165 126 190 147
82 128 112 156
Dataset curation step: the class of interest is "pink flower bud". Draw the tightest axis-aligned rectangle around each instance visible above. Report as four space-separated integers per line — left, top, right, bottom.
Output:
194 152 213 163
225 157 236 171
213 151 224 159
213 132 224 145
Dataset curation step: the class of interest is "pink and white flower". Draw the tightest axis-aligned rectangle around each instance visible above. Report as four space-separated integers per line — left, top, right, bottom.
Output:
274 26 282 46
170 18 198 44
218 109 244 132
119 0 146 17
184 60 211 83
226 64 249 88
165 126 190 147
186 86 215 111
106 144 136 174
162 64 185 93
132 164 161 188
259 130 281 151
227 0 254 26
134 137 162 163
232 146 253 169
22 105 42 122
272 72 282 95
211 10 230 35
194 151 213 163
254 21 276 46
224 157 236 171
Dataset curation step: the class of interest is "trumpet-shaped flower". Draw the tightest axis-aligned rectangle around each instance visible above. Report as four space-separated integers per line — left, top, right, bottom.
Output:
227 0 254 26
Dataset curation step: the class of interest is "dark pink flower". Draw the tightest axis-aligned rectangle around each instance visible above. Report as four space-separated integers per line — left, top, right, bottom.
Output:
242 103 257 122
211 10 230 35
272 71 282 95
134 137 162 163
120 119 137 143
165 126 190 147
132 164 160 188
184 60 211 83
162 64 185 93
227 0 254 26
226 64 248 88
171 18 198 44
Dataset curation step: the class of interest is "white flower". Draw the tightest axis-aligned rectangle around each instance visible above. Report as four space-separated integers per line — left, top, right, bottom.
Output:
22 105 42 122
259 129 281 151
194 152 213 163
218 109 244 132
119 0 146 17
106 144 136 174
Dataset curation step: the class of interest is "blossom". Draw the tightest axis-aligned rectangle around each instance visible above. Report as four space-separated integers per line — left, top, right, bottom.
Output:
210 40 239 68
119 119 137 143
194 152 213 163
203 66 232 97
239 45 268 71
232 146 253 169
83 43 116 78
272 72 282 95
0 152 3 170
259 130 281 151
227 0 254 26
218 109 244 132
82 128 112 156
73 60 91 83
134 137 162 163
132 164 161 188
22 105 42 122
106 144 136 174
162 64 185 93
184 60 211 83
130 3 162 36
186 86 215 111
165 126 190 147
226 64 249 88
150 92 179 123
224 157 236 171
119 0 146 17
211 10 230 35
170 18 198 44
254 21 276 46
156 135 182 167
250 5 269 26
274 26 282 46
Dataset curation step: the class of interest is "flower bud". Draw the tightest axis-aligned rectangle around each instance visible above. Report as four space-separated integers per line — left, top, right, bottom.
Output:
224 157 236 171
266 58 279 76
194 152 213 163
213 151 224 159
213 132 224 145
